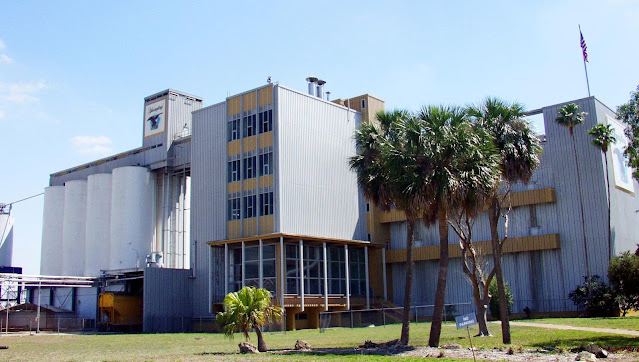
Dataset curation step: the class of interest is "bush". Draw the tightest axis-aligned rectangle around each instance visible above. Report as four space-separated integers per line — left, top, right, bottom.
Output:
489 279 514 318
568 275 617 317
608 250 639 316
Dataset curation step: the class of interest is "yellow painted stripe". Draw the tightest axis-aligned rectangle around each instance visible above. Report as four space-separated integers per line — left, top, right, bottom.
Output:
385 234 560 263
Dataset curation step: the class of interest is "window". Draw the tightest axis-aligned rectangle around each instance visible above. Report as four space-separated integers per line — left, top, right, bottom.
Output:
227 160 240 182
228 247 242 292
366 203 370 212
243 114 256 137
227 119 240 141
361 99 366 109
304 245 324 295
530 205 539 228
243 156 256 179
328 246 346 294
258 152 273 176
286 244 299 294
243 194 257 218
260 192 273 215
227 197 240 220
259 110 273 133
349 248 367 297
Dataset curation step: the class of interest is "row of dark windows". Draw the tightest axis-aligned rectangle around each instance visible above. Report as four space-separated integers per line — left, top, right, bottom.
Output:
227 110 273 142
227 152 273 182
228 192 274 220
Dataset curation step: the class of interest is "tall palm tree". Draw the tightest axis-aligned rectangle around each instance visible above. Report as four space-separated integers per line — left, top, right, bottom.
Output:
216 286 283 352
466 97 542 344
588 123 617 260
415 105 501 347
350 109 429 346
556 103 590 297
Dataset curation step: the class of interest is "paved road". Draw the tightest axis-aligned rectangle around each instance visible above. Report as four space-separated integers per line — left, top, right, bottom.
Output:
494 321 639 337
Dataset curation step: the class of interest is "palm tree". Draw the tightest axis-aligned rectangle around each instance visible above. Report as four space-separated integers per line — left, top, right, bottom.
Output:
350 109 429 346
216 286 283 352
466 97 542 344
556 103 590 297
415 105 501 347
588 123 617 260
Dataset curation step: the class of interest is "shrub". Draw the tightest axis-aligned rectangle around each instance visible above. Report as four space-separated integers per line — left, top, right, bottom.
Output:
608 249 639 316
568 275 617 317
488 279 513 318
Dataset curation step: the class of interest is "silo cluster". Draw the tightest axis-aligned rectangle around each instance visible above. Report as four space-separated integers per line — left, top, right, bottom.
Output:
40 166 156 276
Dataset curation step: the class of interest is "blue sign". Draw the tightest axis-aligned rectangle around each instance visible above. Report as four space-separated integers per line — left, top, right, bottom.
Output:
455 313 478 329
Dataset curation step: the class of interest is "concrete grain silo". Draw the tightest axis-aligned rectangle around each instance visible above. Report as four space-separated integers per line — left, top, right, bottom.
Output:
61 180 87 276
40 186 65 275
85 173 112 276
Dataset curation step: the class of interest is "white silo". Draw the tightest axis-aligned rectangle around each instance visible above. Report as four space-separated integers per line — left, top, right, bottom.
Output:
0 209 14 267
40 186 65 275
110 166 155 270
62 180 88 276
85 173 112 276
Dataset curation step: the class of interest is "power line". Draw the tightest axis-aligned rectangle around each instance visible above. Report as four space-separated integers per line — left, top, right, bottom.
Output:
7 192 44 206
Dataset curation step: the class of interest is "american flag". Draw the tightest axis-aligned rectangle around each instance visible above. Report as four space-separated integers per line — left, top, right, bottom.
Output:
580 30 589 62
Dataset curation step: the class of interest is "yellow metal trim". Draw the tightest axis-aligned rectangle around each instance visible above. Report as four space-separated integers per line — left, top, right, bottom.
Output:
258 175 273 188
259 215 274 234
385 233 560 263
227 181 241 194
243 136 258 152
243 178 258 191
258 85 273 107
227 96 241 116
207 233 371 247
243 91 257 112
379 188 557 224
227 140 241 156
259 132 273 148
227 220 242 239
243 217 258 236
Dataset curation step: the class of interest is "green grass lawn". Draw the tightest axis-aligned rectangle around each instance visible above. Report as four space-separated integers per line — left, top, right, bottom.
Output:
522 316 639 331
0 320 636 361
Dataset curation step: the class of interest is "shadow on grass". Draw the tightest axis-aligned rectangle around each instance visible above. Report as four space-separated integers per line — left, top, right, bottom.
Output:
530 334 639 350
271 346 416 356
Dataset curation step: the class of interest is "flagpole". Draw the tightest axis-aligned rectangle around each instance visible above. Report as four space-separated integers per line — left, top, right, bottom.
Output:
579 25 591 97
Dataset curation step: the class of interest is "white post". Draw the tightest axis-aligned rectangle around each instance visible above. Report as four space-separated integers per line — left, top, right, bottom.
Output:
364 246 370 310
37 281 41 333
345 244 350 310
382 247 388 301
280 237 285 309
323 242 329 311
224 244 229 296
241 242 245 288
259 239 263 289
299 240 305 312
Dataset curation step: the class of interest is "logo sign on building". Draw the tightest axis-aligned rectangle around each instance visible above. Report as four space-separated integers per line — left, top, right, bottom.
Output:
607 115 634 194
455 313 478 330
144 99 166 138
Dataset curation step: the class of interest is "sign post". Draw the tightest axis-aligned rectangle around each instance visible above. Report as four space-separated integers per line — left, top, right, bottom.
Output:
455 313 478 362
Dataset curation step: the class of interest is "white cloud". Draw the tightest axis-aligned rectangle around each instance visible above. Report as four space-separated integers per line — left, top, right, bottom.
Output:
0 54 14 64
0 38 5 50
71 135 114 155
0 80 46 103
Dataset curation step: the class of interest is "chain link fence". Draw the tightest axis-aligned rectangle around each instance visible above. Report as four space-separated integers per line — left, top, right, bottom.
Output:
319 303 473 332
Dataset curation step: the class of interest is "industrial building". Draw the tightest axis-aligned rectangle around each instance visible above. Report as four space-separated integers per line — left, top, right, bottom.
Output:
35 80 639 332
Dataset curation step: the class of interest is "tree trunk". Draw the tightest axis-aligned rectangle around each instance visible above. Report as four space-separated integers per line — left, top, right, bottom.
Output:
604 154 612 261
400 218 416 346
488 196 510 344
428 207 449 347
476 297 490 337
572 133 591 295
255 326 267 352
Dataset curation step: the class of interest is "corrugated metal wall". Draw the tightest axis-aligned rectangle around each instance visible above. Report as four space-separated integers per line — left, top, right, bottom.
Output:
594 100 639 255
276 86 367 241
143 267 193 332
191 102 227 316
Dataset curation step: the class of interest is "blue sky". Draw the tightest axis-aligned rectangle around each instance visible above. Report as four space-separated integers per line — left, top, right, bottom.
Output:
1 1 638 275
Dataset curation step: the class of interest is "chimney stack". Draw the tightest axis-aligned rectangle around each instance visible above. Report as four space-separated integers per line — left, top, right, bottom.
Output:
316 79 326 99
306 77 318 96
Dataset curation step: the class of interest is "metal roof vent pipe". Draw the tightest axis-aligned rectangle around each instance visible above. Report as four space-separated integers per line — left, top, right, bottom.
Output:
306 76 318 96
325 91 331 101
316 79 326 99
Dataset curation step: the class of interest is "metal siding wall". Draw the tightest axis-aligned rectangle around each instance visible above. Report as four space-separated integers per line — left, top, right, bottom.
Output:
143 268 193 332
168 95 202 143
277 86 367 240
594 101 639 255
191 102 227 317
75 287 98 319
542 98 609 291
